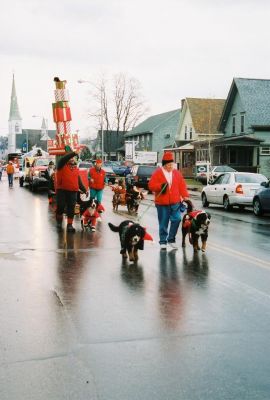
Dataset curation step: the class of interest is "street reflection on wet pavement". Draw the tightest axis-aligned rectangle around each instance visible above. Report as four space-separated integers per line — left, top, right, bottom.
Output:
1 184 270 399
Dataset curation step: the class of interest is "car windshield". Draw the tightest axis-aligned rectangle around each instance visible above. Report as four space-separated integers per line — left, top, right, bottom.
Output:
215 166 236 172
137 166 156 176
235 173 267 183
103 166 114 173
35 159 50 166
79 162 92 169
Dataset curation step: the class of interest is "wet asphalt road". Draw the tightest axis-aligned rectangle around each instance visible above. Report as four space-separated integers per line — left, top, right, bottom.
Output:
1 178 270 400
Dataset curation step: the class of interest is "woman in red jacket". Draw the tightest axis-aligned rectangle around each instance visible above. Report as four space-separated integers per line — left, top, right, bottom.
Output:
148 151 189 250
89 159 106 204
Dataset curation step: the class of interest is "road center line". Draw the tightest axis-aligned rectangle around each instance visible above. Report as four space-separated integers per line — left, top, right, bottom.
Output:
208 241 270 270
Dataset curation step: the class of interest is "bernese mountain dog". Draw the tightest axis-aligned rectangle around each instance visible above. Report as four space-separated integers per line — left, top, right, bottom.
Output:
108 220 152 262
182 200 211 252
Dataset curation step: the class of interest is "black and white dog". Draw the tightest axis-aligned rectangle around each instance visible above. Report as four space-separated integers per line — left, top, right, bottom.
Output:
108 220 146 262
182 200 211 252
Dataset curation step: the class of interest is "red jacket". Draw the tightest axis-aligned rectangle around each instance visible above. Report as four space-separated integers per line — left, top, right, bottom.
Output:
82 209 99 226
55 164 80 191
148 167 189 205
89 167 105 190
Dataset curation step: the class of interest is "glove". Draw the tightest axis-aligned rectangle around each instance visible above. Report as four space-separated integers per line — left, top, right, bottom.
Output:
161 183 168 193
179 202 186 212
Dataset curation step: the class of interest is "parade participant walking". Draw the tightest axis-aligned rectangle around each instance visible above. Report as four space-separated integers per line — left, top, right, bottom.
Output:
148 151 189 250
55 150 87 232
89 159 106 204
45 161 55 204
6 161 15 188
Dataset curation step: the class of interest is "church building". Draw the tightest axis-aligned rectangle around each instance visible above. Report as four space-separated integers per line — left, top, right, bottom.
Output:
8 75 56 153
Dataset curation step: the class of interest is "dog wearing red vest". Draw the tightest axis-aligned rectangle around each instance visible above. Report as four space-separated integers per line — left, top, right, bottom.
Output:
181 200 211 252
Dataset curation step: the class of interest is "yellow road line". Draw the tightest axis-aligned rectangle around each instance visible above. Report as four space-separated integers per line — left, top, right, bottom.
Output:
208 241 270 270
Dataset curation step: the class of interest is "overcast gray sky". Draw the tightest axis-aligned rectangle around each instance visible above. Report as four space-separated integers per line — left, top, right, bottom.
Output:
1 0 270 138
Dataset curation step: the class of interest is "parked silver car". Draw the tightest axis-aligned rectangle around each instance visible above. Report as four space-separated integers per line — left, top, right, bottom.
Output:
201 172 268 211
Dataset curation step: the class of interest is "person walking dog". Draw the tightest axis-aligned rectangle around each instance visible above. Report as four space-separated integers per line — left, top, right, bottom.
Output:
148 151 189 250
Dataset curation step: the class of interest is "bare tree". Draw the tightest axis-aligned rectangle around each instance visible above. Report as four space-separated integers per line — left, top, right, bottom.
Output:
88 75 111 133
88 73 147 134
113 73 148 134
86 73 148 159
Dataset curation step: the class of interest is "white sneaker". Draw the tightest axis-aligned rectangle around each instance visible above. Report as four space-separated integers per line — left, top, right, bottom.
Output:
168 242 178 250
160 244 167 250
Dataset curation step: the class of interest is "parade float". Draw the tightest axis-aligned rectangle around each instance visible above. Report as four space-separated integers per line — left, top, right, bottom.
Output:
48 77 79 156
48 77 88 190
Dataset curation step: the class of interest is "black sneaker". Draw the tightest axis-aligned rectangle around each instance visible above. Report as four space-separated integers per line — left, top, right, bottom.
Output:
67 224 76 233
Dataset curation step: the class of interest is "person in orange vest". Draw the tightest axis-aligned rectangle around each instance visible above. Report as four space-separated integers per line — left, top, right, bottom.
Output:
148 151 189 251
89 159 106 204
55 150 87 233
6 161 15 188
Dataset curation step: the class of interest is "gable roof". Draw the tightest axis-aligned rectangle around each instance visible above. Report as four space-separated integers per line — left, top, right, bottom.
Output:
186 98 225 134
125 109 180 137
219 78 270 131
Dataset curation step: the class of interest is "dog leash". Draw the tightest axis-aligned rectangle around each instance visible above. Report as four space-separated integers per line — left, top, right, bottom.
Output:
135 185 188 224
134 186 165 224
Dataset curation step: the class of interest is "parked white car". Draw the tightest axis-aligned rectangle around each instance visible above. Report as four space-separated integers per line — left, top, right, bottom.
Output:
201 172 268 211
209 165 237 183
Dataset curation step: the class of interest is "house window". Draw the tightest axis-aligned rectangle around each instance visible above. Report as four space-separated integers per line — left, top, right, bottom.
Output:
260 147 270 155
146 134 150 150
141 135 145 149
15 123 19 133
190 127 192 140
184 126 188 140
232 116 236 134
240 115 245 133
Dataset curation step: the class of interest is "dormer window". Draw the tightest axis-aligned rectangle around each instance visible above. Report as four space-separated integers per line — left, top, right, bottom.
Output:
190 127 192 139
184 125 188 140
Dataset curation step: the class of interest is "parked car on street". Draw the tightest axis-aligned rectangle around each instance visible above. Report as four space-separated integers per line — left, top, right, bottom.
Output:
253 181 270 216
103 165 117 184
112 164 131 177
201 172 268 211
209 165 237 183
78 161 92 170
126 164 157 190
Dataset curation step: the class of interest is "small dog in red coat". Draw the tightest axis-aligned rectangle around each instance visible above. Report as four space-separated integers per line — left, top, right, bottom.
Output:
81 198 101 232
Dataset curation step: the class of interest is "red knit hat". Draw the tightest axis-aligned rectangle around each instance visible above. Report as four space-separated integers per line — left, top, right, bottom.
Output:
162 151 174 165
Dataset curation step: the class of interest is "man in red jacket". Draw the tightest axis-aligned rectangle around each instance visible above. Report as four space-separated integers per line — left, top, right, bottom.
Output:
148 151 189 250
89 159 106 204
55 150 87 232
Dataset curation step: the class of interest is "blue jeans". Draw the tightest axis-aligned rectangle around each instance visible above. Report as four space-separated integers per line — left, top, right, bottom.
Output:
8 174 13 186
90 188 103 203
156 203 182 245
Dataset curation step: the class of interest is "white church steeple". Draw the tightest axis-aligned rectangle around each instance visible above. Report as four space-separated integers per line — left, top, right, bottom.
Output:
8 74 22 153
